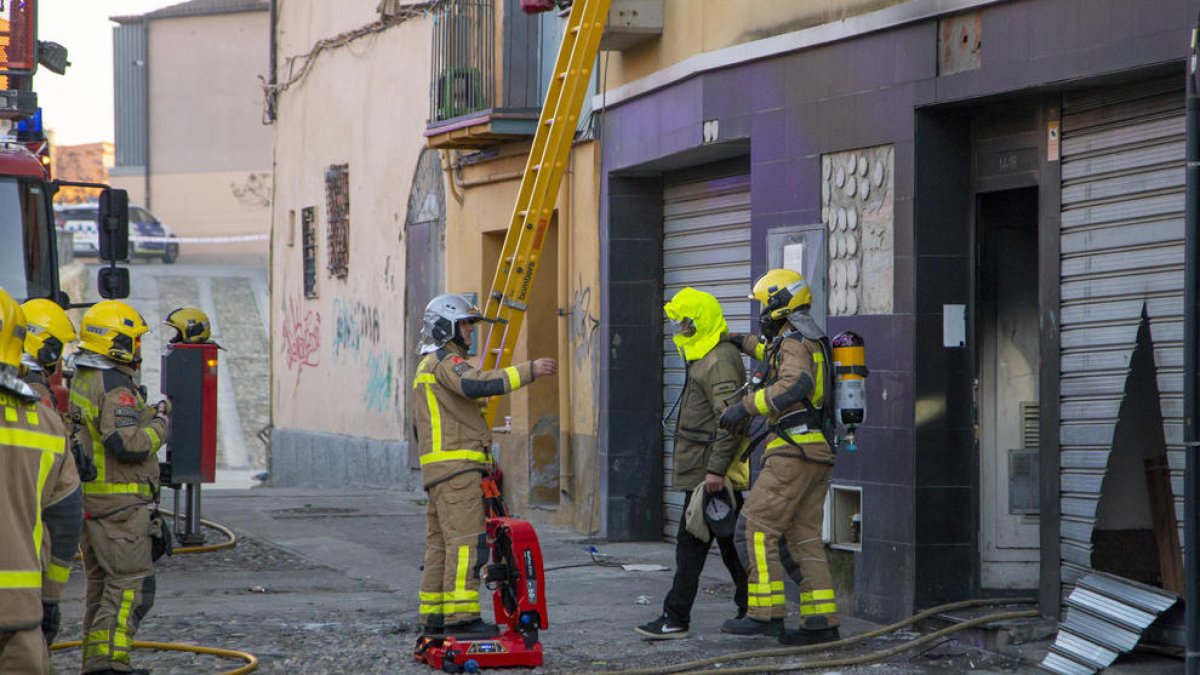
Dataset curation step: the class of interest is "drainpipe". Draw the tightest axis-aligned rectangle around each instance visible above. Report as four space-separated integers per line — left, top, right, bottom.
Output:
557 149 574 498
267 0 278 122
141 18 151 210
1183 17 1199 675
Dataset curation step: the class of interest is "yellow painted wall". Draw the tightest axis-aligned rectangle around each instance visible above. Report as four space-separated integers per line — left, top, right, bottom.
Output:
607 0 910 84
271 5 432 440
443 140 601 533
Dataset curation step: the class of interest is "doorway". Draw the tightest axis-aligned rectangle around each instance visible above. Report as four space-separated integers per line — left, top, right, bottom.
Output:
975 187 1041 589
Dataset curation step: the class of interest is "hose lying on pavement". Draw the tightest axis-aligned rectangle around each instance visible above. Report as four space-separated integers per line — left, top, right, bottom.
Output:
604 597 1038 675
51 639 258 675
161 510 238 555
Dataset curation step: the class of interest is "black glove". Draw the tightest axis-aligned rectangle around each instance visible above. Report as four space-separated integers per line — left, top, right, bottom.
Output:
724 333 747 346
719 403 751 432
138 384 148 400
42 602 60 645
72 439 97 482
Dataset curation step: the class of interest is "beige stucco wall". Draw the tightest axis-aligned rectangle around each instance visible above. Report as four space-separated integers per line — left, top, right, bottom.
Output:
443 141 602 533
608 0 912 84
271 5 432 440
146 11 272 243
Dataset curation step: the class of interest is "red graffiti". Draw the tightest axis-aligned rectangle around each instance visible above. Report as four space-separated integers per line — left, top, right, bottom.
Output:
282 296 321 373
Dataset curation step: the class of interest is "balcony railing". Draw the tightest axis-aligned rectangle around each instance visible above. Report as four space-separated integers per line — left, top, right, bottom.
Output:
429 0 495 123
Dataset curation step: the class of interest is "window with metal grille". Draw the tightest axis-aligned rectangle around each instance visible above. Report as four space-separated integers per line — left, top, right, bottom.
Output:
301 206 318 298
325 163 350 278
429 0 494 121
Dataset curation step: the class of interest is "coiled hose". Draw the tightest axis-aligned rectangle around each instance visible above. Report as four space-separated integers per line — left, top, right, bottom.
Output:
50 639 258 674
162 510 238 554
602 597 1039 675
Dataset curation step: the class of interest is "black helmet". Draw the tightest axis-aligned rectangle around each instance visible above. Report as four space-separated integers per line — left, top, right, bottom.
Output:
704 490 737 539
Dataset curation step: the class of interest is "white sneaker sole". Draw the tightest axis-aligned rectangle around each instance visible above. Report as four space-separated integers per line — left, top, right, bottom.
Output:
634 626 690 640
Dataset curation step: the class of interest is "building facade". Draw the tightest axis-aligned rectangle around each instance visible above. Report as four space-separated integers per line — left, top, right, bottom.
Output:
111 0 272 255
594 0 1193 628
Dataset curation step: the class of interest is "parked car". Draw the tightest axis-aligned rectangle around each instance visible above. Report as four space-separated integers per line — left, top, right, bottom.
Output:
55 203 180 263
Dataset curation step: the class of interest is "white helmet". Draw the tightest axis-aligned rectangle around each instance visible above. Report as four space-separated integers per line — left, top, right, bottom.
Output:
422 294 482 346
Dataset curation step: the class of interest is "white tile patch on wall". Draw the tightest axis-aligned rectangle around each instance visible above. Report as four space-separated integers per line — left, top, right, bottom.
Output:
820 145 894 316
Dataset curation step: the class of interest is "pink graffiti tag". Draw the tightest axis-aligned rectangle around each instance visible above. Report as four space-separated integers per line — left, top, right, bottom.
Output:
282 297 321 373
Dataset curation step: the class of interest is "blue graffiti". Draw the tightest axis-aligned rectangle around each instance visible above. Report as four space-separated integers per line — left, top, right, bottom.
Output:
332 298 381 360
364 350 395 413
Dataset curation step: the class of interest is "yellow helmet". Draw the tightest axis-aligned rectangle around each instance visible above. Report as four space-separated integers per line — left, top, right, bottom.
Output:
750 269 813 321
164 307 211 344
0 288 28 371
22 298 77 367
79 300 149 364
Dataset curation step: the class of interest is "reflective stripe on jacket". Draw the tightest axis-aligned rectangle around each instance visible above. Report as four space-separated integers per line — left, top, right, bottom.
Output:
410 342 535 488
0 389 81 629
737 332 833 462
70 363 165 513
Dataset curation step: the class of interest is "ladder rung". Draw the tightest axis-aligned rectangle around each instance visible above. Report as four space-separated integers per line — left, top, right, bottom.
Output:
569 25 580 34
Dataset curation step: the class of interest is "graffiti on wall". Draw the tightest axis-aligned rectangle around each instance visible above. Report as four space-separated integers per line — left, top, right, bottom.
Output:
231 172 273 210
332 298 381 359
281 296 320 374
363 350 396 413
568 280 600 367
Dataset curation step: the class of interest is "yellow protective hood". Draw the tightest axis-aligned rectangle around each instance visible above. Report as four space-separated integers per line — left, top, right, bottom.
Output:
664 287 728 362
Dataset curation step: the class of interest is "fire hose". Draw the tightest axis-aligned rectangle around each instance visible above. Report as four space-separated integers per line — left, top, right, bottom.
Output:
50 640 257 675
162 509 238 555
600 597 1038 675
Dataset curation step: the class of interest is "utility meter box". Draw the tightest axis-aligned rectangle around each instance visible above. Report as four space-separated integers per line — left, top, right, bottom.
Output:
161 342 218 483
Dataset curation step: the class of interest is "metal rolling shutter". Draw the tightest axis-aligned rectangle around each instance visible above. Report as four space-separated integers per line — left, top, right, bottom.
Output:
1058 77 1185 589
661 172 752 541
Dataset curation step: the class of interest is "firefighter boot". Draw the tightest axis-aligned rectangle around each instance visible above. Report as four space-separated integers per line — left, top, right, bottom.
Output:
720 616 784 636
779 626 840 646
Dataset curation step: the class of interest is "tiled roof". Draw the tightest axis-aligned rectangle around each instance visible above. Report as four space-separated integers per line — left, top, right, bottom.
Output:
112 0 268 24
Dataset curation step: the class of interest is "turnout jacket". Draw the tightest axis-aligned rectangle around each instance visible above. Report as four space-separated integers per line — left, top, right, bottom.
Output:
672 342 748 490
70 359 167 515
0 387 82 629
412 342 535 489
21 366 55 409
733 331 833 463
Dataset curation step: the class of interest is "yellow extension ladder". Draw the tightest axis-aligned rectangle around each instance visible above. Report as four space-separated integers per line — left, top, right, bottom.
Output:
478 0 611 426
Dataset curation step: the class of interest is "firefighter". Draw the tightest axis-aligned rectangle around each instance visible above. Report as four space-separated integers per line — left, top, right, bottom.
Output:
412 294 556 635
71 300 170 675
636 287 749 640
717 269 841 646
162 307 212 345
0 288 82 674
20 298 78 408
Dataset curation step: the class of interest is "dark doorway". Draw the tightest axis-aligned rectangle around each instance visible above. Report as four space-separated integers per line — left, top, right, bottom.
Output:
974 187 1040 590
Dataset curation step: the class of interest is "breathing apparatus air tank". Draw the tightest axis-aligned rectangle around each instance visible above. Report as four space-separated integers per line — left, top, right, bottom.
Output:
832 331 867 451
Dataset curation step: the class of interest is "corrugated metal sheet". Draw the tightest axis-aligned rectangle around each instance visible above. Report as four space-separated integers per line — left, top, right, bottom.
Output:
112 22 147 169
660 172 751 540
1041 572 1178 674
1057 77 1186 590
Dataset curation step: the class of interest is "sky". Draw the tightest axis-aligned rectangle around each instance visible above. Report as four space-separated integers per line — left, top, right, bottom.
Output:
34 0 178 146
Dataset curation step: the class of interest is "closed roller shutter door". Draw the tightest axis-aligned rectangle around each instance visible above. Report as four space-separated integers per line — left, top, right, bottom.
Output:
661 172 752 541
1058 76 1185 589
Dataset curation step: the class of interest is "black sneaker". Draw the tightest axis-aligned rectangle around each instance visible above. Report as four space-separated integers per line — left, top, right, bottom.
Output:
779 626 840 646
634 616 689 640
720 616 784 636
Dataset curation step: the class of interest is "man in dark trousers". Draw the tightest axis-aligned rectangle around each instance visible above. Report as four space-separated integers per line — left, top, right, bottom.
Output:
636 287 749 640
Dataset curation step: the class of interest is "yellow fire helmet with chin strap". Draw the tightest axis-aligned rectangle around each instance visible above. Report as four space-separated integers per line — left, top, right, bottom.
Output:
664 287 728 362
164 306 211 344
21 298 78 367
0 288 28 371
750 268 813 321
79 300 150 364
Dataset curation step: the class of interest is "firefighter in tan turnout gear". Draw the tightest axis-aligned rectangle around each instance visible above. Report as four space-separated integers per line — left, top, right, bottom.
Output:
718 269 842 646
412 293 557 635
0 288 83 675
70 300 171 675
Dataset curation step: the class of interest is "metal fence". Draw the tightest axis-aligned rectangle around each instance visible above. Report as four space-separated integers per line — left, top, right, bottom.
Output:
429 0 495 122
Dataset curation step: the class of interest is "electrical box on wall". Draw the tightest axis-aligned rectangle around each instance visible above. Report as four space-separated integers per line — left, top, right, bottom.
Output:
599 0 663 51
824 485 862 551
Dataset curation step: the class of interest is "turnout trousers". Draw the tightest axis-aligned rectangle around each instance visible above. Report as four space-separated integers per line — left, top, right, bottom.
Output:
735 453 840 629
419 472 487 627
81 506 156 673
0 628 51 675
